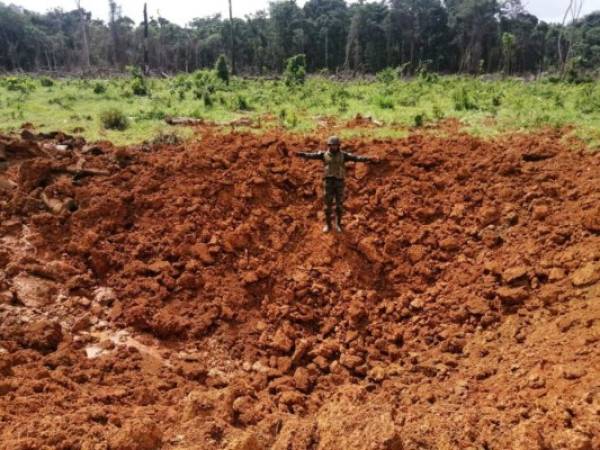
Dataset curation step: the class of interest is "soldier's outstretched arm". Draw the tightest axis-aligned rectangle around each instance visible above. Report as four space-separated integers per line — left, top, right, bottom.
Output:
295 151 325 160
344 152 378 163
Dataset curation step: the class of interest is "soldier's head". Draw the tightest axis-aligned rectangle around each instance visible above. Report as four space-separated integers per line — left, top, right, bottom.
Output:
327 136 341 153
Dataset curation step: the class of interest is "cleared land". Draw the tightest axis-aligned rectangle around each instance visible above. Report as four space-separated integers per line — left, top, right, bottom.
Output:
1 74 600 147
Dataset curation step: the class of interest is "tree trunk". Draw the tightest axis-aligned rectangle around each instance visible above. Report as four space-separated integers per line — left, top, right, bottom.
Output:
76 1 91 70
324 28 329 69
228 0 236 75
143 3 149 73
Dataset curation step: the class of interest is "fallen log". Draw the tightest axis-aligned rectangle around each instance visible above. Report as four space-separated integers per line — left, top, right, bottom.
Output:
165 116 204 126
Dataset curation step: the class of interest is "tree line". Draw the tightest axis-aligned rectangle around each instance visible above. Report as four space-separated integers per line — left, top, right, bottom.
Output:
0 0 599 76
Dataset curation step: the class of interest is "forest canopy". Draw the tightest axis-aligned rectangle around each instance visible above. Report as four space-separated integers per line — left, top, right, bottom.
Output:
0 0 599 75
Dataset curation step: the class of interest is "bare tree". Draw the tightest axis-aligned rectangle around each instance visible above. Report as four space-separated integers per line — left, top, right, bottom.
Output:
228 0 236 75
143 3 149 73
559 0 584 76
75 0 90 69
108 0 121 67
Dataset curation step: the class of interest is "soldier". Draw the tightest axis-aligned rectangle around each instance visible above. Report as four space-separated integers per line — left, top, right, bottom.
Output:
295 136 379 233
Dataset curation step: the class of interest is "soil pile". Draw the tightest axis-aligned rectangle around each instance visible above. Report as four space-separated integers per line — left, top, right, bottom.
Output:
0 126 599 449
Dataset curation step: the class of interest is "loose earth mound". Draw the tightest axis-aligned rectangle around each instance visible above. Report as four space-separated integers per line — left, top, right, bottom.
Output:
0 125 599 450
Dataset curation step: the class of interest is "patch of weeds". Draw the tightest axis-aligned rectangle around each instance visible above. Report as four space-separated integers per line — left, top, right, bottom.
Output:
40 77 54 87
453 86 478 111
100 108 129 130
232 94 251 111
93 82 107 94
376 95 394 110
414 112 427 128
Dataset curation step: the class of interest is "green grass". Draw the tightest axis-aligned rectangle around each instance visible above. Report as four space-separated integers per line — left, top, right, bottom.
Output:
0 74 599 147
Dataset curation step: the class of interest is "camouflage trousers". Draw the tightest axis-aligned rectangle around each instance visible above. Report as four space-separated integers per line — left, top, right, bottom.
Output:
324 177 344 219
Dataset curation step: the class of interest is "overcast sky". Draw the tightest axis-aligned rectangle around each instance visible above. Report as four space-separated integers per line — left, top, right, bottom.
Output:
10 0 600 25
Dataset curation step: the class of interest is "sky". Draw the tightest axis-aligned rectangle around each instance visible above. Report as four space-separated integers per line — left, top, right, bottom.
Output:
9 0 600 25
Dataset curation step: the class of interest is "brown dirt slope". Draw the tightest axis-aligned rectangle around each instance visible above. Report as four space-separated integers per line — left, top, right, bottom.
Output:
0 126 599 450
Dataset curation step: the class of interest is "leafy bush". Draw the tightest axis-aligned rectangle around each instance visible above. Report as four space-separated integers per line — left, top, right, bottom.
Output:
129 66 150 96
232 94 251 111
284 54 306 86
4 77 35 93
576 85 600 113
215 55 230 84
376 95 394 109
40 77 54 87
203 90 213 108
453 86 479 111
93 82 107 94
193 70 218 94
100 108 129 130
414 113 427 127
376 68 396 85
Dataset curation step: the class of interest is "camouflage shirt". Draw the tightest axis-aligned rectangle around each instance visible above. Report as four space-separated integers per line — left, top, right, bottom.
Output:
297 150 372 179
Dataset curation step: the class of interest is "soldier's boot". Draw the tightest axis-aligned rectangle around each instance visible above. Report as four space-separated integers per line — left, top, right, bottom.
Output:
334 211 343 233
323 211 332 233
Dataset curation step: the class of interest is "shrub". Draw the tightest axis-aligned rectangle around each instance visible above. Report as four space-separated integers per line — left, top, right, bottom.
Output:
215 55 230 84
193 70 218 96
93 82 107 94
40 77 54 87
5 77 35 93
203 90 213 108
232 94 251 111
376 95 394 110
100 108 129 130
453 86 478 111
129 66 149 96
284 54 306 86
414 113 426 127
376 67 396 85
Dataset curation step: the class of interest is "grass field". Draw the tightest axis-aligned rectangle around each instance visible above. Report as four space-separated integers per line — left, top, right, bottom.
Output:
1 72 600 148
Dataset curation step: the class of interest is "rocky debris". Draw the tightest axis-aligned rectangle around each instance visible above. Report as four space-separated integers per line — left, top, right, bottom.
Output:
480 205 501 226
346 113 383 128
12 273 58 308
270 328 294 353
24 320 63 353
522 145 557 161
190 243 216 265
571 263 600 287
502 266 529 285
108 418 163 450
531 204 549 221
316 387 403 450
496 287 529 306
181 388 231 422
1 129 599 449
0 355 13 377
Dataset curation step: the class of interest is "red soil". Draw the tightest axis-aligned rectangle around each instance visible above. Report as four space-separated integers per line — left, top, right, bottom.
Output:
0 126 599 450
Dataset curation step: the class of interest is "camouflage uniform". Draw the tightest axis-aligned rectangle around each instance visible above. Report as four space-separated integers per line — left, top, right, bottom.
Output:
297 146 373 231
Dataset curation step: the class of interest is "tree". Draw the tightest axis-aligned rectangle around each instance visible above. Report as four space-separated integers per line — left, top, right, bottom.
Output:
143 3 149 73
269 1 305 71
108 0 121 66
303 0 349 71
345 2 387 72
215 54 230 83
228 0 236 75
284 53 306 85
559 0 585 76
446 0 501 73
501 32 515 74
75 0 90 69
